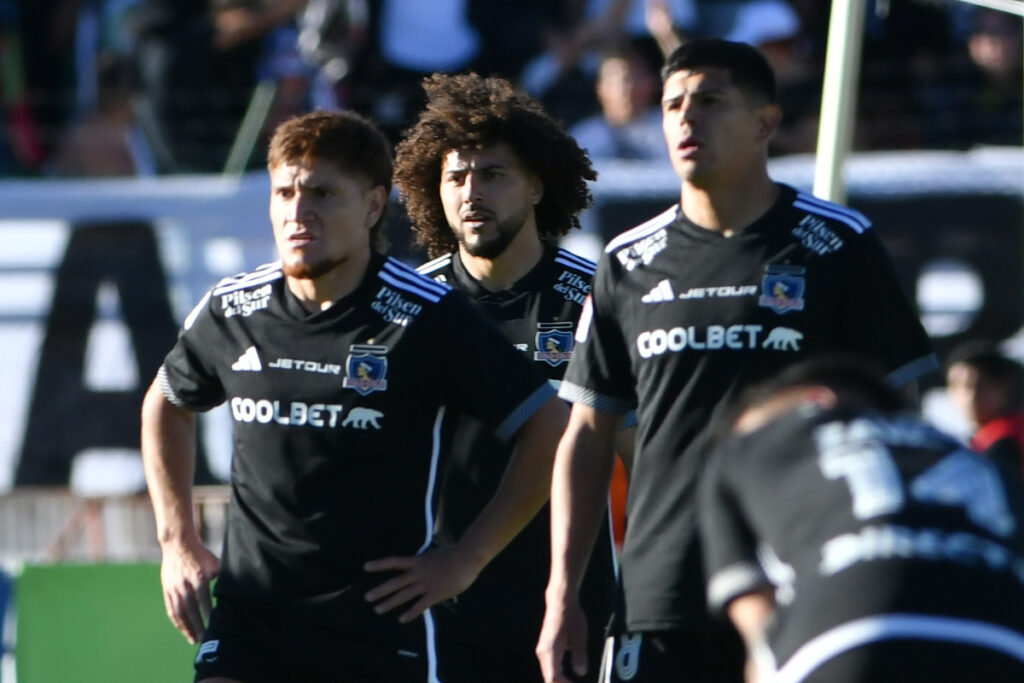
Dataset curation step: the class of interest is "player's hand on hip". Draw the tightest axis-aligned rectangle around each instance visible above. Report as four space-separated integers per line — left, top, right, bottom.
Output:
159 539 219 644
536 593 589 683
363 546 479 623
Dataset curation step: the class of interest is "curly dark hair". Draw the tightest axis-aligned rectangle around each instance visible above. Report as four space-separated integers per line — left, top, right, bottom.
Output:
394 73 596 258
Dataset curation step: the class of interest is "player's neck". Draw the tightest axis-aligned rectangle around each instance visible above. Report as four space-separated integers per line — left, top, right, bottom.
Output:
680 170 779 237
286 248 372 313
459 222 544 292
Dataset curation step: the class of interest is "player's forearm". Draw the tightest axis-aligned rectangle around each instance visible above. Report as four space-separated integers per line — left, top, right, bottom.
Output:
454 396 569 574
548 405 619 599
141 379 201 548
727 589 776 654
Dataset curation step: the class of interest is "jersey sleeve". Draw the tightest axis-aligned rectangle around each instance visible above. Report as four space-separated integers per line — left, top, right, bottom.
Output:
558 254 636 414
158 289 227 411
430 290 556 443
699 439 771 614
837 230 939 387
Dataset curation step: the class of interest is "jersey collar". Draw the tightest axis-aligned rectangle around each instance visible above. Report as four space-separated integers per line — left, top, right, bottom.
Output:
450 241 558 301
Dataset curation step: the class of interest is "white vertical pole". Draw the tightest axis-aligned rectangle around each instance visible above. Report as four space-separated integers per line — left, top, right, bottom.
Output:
813 0 868 203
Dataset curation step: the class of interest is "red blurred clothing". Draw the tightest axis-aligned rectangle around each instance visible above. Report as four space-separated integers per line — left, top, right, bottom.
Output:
972 413 1024 483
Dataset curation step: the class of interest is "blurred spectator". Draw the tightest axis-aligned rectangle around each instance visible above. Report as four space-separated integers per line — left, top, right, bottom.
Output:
909 7 1022 151
951 8 1022 148
727 1 822 156
0 0 46 174
467 1 571 81
569 38 665 161
296 0 369 110
857 0 954 150
946 340 1024 477
51 52 155 177
8 0 80 172
513 0 695 125
642 0 820 156
346 0 480 141
128 0 306 172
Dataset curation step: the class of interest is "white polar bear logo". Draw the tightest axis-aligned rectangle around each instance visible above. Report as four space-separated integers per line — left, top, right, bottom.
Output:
342 407 384 429
762 327 803 351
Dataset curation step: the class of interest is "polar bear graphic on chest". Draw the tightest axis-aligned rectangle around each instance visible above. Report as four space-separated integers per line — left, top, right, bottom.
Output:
342 407 384 429
762 327 803 351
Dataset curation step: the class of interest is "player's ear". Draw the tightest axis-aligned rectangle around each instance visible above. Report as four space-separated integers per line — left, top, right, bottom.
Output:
530 175 544 206
364 185 388 230
755 103 783 142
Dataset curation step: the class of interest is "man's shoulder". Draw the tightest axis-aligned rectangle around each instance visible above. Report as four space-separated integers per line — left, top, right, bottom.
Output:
210 261 284 296
415 252 455 283
375 256 452 304
785 188 874 238
549 246 597 279
186 261 282 327
603 205 680 256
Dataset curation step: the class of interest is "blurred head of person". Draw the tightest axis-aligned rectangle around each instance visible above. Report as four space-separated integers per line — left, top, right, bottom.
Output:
595 40 661 128
968 9 1023 85
946 340 1024 430
723 354 906 437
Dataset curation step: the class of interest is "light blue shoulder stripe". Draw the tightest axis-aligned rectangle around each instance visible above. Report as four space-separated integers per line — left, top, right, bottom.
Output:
415 253 453 275
794 193 872 234
381 258 451 302
886 353 940 388
555 248 597 274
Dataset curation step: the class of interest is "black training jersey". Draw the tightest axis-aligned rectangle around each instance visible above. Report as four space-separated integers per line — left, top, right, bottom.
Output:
417 243 616 648
560 184 938 632
702 407 1024 680
158 253 555 646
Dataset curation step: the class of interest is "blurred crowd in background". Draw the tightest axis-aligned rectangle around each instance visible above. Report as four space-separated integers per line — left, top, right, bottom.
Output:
0 0 1020 178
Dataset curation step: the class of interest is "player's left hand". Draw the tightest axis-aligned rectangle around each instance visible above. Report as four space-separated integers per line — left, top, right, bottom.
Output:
363 546 479 623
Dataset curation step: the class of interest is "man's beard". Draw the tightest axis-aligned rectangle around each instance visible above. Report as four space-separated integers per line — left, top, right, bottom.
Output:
281 254 343 280
457 206 530 260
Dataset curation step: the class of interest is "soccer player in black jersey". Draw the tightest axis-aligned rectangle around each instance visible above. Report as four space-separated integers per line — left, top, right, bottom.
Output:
702 356 1024 683
140 110 569 683
393 72 622 683
537 40 939 683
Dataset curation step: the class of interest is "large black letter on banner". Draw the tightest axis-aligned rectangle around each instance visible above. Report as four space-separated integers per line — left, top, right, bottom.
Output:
15 220 216 487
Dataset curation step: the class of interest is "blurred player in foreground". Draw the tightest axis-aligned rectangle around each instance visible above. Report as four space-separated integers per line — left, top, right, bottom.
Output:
701 355 1024 682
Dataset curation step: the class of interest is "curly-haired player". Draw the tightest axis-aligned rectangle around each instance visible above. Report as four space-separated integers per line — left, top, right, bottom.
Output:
395 73 628 683
395 72 596 259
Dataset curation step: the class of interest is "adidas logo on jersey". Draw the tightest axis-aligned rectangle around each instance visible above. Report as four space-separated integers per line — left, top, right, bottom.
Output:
642 280 675 303
232 346 262 372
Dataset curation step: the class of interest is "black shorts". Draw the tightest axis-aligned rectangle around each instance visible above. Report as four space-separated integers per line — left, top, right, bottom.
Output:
194 597 436 682
434 629 604 683
600 628 745 683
